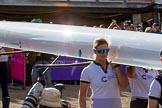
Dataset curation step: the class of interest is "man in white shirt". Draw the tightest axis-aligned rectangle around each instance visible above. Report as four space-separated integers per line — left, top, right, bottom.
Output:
127 66 159 108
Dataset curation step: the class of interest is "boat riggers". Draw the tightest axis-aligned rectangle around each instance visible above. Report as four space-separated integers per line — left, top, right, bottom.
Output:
19 82 44 108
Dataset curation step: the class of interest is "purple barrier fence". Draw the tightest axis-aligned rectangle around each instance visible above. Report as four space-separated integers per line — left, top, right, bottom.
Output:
51 56 88 80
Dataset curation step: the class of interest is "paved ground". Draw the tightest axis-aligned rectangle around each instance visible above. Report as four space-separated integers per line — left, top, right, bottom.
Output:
0 85 131 108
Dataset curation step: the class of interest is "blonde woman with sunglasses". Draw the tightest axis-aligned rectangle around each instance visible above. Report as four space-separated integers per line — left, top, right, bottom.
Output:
78 38 128 108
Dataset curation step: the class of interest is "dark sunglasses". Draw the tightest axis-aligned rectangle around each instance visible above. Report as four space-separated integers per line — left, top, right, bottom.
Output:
95 48 110 54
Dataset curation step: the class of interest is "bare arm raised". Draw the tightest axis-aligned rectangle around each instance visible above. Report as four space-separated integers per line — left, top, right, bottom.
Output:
112 64 129 88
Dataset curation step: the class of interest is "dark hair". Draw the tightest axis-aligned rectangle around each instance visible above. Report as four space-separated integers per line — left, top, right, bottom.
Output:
93 38 109 49
136 26 143 31
124 20 131 26
152 22 159 26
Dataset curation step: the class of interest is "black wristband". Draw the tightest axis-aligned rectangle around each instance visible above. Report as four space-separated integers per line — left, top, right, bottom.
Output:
114 64 120 68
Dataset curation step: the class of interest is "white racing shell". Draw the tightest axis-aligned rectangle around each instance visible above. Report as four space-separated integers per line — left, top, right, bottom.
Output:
0 21 162 70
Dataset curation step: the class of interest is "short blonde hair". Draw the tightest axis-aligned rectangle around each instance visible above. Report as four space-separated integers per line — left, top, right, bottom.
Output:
93 38 108 49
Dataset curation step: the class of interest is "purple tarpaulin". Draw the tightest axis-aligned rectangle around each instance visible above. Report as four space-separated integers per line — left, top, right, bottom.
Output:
51 56 88 80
